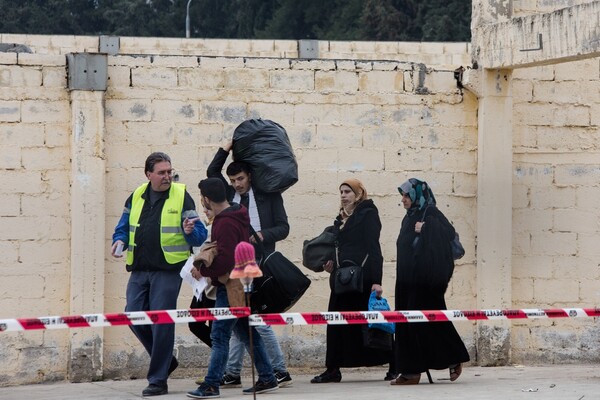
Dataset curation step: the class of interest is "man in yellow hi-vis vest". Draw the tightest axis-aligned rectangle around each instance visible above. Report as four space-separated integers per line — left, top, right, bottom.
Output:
111 152 207 397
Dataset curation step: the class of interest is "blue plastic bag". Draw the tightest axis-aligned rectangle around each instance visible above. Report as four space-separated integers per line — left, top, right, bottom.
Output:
368 291 395 334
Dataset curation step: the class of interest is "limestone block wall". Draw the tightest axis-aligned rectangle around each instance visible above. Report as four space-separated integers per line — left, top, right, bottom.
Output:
511 58 600 364
0 35 477 386
513 0 597 16
0 34 472 67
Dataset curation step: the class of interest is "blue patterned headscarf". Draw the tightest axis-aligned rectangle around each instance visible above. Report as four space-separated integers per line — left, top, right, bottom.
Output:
398 178 436 212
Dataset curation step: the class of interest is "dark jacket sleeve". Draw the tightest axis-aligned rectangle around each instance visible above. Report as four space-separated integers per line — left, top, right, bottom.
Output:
362 208 384 286
417 207 456 291
206 148 234 199
258 192 290 246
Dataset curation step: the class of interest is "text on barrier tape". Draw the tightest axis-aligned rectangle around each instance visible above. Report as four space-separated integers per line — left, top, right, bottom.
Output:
2 308 599 333
0 307 249 333
248 308 600 326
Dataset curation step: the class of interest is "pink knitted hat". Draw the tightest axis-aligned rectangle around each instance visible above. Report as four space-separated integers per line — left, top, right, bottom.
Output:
230 241 263 279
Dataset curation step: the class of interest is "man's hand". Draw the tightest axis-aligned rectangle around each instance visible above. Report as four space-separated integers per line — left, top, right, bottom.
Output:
223 140 233 152
249 231 264 244
184 217 200 234
111 240 125 258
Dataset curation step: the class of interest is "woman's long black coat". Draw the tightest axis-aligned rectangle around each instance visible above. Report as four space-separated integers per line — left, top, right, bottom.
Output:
325 199 391 368
394 206 470 374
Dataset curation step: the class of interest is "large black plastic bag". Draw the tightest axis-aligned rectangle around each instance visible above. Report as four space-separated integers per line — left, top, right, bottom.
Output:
232 119 298 193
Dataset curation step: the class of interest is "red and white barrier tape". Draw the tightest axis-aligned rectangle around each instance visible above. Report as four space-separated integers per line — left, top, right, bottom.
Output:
248 308 600 326
2 308 599 333
0 307 249 333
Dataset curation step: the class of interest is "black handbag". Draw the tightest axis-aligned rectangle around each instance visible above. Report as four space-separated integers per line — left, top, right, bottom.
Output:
333 255 368 295
302 228 336 272
363 326 393 351
251 251 311 314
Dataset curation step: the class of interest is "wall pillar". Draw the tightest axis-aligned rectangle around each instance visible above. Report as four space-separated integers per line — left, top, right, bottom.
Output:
476 68 513 365
68 90 106 382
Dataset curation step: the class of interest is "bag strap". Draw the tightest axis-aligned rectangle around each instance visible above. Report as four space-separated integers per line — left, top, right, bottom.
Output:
420 206 430 222
249 224 268 264
335 244 369 268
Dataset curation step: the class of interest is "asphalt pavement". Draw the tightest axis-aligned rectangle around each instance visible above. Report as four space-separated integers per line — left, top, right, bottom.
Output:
0 365 598 400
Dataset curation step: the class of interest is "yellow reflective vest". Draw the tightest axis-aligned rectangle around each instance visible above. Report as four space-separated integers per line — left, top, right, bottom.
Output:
127 182 190 266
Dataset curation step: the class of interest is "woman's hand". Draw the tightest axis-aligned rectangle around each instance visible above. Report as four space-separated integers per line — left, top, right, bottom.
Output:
371 284 383 297
415 221 424 233
191 267 202 280
323 260 334 273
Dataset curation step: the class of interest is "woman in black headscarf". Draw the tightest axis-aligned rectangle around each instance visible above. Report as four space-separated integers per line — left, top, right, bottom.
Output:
391 178 469 385
311 178 391 384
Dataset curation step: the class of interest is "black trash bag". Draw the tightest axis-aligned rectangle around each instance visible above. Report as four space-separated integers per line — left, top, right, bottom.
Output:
232 119 298 193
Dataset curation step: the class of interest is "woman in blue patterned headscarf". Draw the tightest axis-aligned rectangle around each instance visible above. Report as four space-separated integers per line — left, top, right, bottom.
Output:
391 178 469 386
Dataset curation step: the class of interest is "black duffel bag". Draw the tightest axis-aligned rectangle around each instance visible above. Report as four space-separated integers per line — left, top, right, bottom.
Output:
302 228 336 272
251 251 311 314
232 118 298 193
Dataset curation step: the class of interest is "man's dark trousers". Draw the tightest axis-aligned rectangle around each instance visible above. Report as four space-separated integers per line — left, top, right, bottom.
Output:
125 270 182 386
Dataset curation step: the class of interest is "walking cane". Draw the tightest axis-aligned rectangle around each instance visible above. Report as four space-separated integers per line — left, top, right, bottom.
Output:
232 241 263 400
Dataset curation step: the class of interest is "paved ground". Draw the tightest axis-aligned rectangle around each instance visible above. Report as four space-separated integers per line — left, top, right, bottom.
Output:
0 365 599 400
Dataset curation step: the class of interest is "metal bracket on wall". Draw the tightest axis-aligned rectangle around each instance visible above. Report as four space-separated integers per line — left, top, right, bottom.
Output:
298 39 319 59
66 53 108 91
520 33 543 52
99 35 120 55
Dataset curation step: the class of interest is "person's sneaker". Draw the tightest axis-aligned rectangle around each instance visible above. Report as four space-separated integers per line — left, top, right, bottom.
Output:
274 371 292 387
187 383 220 399
242 379 279 395
142 384 168 396
220 373 241 388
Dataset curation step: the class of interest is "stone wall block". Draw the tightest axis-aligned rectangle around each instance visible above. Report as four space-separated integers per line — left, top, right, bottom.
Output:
0 100 20 122
315 70 359 92
514 164 555 187
0 65 42 87
21 100 70 123
358 70 404 93
293 103 342 125
0 170 44 194
0 193 20 216
269 70 314 91
0 145 21 169
555 164 600 186
18 54 66 67
314 124 362 148
223 68 269 89
152 100 200 123
0 52 17 65
554 58 600 81
178 68 224 89
107 66 131 88
0 215 69 241
247 102 294 124
131 67 177 88
245 57 290 69
105 99 152 122
533 279 580 304
200 101 247 123
200 57 245 69
553 209 599 234
530 231 577 256
42 66 66 88
338 148 384 171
